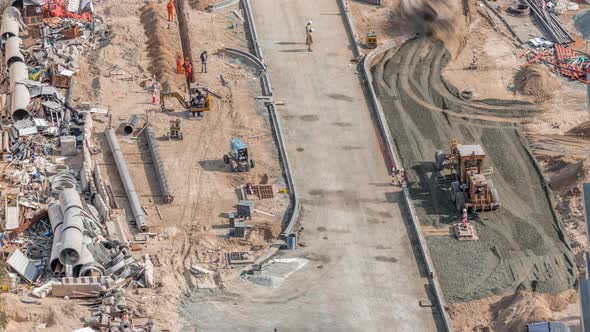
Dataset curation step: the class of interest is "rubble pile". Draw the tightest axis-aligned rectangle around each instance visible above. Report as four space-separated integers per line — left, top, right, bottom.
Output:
0 1 158 331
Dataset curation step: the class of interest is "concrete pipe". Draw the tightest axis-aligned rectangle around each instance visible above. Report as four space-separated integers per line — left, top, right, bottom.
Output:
1 7 19 39
59 188 83 213
145 126 174 204
9 61 27 90
48 203 64 272
59 226 83 265
106 128 149 232
123 115 141 135
5 36 23 67
2 130 8 152
79 262 105 277
73 236 94 277
10 83 30 121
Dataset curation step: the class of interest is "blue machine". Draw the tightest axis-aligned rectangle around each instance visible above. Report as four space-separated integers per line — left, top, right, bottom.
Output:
223 138 255 172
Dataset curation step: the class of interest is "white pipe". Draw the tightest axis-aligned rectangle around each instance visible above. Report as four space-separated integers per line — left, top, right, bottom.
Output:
8 61 26 90
10 83 30 121
4 36 23 66
1 6 19 39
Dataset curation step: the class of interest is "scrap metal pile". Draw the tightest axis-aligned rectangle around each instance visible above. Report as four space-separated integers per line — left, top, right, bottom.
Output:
0 1 157 331
520 0 574 44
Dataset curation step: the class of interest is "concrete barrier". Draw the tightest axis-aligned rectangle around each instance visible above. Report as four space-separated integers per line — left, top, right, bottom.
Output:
208 0 239 12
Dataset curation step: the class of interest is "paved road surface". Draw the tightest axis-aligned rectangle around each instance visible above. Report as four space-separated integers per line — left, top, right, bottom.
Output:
185 1 439 330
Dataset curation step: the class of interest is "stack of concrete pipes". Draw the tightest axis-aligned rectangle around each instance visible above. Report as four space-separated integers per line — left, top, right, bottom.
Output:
2 6 31 121
48 189 99 277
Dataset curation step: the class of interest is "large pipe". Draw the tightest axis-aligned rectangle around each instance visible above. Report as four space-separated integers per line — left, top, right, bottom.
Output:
1 7 19 39
5 36 23 66
11 83 30 121
73 235 94 277
58 189 85 265
105 128 149 232
48 203 64 272
9 61 26 90
123 115 141 135
145 126 174 204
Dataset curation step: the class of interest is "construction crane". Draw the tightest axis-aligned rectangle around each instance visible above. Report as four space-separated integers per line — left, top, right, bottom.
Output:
434 138 499 212
223 138 255 172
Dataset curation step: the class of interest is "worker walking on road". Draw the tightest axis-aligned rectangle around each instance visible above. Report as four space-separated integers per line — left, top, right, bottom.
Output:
176 51 183 74
200 50 208 73
167 0 174 22
306 21 314 52
183 57 193 82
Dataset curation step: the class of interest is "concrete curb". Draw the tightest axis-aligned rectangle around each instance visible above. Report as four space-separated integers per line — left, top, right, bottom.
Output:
342 4 453 331
222 47 267 71
208 0 239 12
338 0 362 59
242 0 300 238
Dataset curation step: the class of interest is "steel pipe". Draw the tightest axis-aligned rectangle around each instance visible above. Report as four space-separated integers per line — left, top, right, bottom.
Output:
5 36 23 66
145 126 174 204
1 7 19 39
10 83 30 121
105 128 149 232
123 115 141 135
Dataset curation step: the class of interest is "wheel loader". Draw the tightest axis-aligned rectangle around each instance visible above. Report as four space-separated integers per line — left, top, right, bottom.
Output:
434 139 499 212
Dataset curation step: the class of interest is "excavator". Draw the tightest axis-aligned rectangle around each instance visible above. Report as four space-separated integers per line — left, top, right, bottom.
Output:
434 138 500 212
160 84 212 117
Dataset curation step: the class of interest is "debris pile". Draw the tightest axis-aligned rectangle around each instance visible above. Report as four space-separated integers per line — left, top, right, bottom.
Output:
521 43 590 84
514 64 560 101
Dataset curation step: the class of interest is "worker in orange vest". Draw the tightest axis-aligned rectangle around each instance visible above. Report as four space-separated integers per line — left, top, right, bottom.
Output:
176 52 183 74
167 0 174 22
183 57 193 82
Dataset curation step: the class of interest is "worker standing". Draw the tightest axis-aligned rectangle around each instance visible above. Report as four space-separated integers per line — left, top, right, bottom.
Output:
200 50 208 73
183 57 193 82
176 51 182 74
167 0 174 22
305 21 314 52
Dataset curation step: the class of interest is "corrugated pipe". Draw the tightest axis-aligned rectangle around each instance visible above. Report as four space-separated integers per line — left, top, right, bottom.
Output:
5 36 23 66
1 6 19 39
58 189 85 265
11 83 30 121
145 126 174 204
9 61 26 90
123 115 141 135
105 128 149 232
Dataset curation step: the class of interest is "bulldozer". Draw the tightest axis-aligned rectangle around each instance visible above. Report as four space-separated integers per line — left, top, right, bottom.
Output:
434 139 499 212
160 84 212 117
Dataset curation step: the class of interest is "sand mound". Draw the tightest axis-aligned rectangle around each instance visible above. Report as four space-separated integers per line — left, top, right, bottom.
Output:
568 120 590 137
140 4 181 92
514 64 559 102
549 160 584 194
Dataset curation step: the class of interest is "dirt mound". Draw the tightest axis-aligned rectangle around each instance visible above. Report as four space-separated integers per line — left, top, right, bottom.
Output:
514 64 559 102
549 159 585 194
140 4 182 92
568 120 590 136
189 0 215 11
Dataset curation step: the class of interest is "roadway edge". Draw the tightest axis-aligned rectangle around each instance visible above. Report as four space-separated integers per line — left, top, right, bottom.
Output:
339 2 453 330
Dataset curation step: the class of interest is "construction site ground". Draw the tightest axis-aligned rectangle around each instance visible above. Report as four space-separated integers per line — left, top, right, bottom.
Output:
2 1 288 330
352 0 590 331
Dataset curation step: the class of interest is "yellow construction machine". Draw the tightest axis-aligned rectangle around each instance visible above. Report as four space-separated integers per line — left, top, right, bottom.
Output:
160 84 212 117
434 138 499 212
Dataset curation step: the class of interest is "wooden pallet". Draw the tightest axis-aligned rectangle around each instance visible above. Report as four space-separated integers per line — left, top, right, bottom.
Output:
252 185 274 199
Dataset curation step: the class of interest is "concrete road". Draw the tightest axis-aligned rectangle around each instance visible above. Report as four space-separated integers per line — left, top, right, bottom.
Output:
184 1 439 331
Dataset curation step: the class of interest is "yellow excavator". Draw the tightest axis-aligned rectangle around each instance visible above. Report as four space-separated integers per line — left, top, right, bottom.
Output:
160 84 213 117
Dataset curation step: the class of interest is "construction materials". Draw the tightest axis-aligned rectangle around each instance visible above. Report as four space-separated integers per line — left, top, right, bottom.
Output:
252 184 274 199
59 189 85 265
167 119 183 140
435 139 499 211
522 0 574 44
7 248 40 283
105 128 149 232
145 126 174 204
123 115 141 135
237 200 253 218
223 138 255 172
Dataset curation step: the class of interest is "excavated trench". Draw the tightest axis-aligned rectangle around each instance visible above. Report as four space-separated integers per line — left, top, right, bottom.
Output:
373 37 575 303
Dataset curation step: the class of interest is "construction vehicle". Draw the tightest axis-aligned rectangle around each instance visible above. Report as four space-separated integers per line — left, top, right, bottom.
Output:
160 84 212 117
223 138 254 172
434 139 499 212
167 119 183 140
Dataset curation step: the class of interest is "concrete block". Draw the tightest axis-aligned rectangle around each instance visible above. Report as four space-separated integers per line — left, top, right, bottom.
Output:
60 135 77 156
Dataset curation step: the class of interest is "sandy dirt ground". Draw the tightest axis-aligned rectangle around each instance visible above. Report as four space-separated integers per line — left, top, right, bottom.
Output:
2 1 288 330
352 0 590 331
